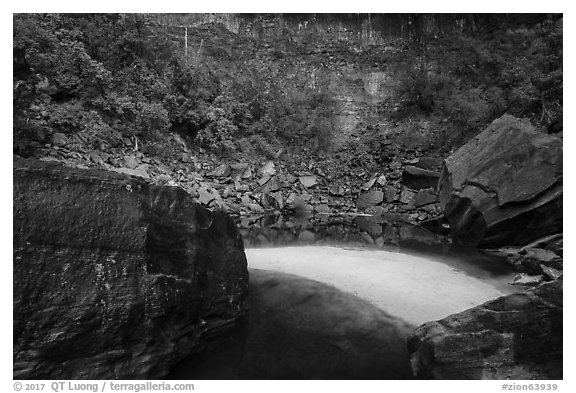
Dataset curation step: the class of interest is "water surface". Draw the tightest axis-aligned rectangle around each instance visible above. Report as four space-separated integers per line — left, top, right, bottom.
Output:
169 214 517 379
169 269 415 379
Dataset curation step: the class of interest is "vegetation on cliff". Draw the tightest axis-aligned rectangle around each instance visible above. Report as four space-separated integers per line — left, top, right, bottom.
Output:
13 13 562 158
389 14 562 144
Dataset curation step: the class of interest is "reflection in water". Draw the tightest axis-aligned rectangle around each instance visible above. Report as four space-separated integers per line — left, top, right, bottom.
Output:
168 269 415 380
239 213 450 249
239 213 516 281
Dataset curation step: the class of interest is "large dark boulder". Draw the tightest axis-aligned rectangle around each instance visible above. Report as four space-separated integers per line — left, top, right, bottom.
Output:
438 115 562 248
13 157 249 379
408 280 562 379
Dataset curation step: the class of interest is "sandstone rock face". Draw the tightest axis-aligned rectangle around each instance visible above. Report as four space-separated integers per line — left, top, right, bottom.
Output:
408 280 562 380
439 115 563 247
13 157 249 380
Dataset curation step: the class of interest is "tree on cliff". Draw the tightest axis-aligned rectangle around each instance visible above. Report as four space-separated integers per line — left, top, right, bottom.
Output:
389 14 562 142
13 13 562 156
13 14 224 155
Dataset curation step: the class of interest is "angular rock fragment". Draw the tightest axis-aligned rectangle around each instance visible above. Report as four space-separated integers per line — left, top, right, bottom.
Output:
412 189 437 208
399 188 416 205
248 203 265 213
384 186 399 203
286 173 298 184
255 176 281 194
208 164 232 178
270 192 284 210
401 166 440 190
413 156 443 171
361 176 378 190
299 175 318 188
502 247 563 275
197 187 216 205
286 193 313 214
356 191 384 210
240 194 253 208
376 174 387 186
112 166 150 179
438 115 563 247
257 160 276 176
258 173 272 186
511 273 544 286
123 155 139 169
241 167 253 179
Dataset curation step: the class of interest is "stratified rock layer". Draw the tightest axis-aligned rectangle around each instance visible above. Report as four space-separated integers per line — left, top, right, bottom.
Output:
13 157 249 379
439 115 563 247
408 280 562 380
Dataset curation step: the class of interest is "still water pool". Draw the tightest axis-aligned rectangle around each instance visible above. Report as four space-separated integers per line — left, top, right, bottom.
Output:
168 214 517 380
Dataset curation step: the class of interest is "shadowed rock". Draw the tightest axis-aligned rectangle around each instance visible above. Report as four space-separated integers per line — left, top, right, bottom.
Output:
408 280 562 380
438 115 562 247
13 156 249 379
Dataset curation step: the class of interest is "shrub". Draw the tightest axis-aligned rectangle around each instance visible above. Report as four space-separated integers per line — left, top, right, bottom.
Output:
389 15 562 143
